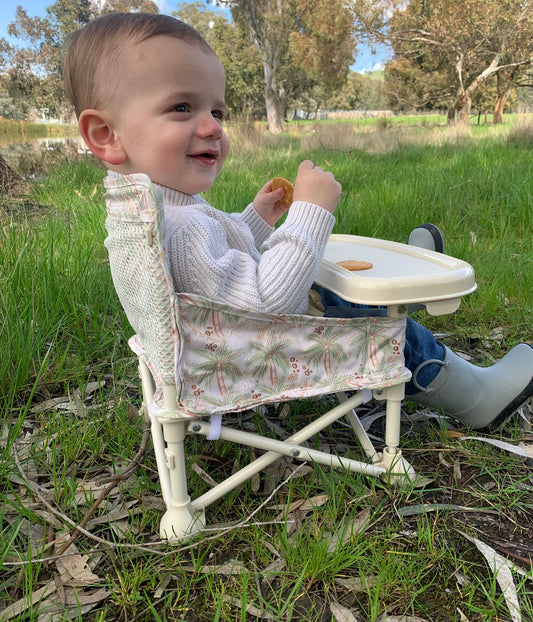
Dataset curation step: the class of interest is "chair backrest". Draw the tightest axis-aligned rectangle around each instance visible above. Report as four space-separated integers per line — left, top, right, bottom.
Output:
104 174 179 389
104 173 411 420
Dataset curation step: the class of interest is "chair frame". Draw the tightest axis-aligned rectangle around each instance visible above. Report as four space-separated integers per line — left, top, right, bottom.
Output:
137 314 414 543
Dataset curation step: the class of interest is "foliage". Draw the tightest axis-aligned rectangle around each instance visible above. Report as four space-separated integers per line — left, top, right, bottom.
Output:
1 0 355 128
0 91 24 120
2 0 95 118
0 0 158 119
324 70 389 112
289 0 354 90
353 0 533 124
219 0 355 132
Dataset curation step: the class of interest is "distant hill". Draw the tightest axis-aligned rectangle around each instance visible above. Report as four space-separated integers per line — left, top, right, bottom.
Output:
356 69 385 81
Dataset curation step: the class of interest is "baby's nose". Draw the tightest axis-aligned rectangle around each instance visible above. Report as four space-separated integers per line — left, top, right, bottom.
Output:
197 113 222 138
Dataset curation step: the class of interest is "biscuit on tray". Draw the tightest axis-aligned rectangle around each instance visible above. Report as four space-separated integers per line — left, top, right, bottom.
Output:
336 260 373 271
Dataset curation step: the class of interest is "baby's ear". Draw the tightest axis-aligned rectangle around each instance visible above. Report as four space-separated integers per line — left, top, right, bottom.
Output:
78 110 126 166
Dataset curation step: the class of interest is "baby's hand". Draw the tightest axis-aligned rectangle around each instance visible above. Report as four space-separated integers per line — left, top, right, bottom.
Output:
293 160 341 214
253 180 290 226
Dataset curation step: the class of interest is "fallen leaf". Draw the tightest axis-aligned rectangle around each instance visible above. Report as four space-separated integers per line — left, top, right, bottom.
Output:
56 553 101 586
223 596 272 619
360 410 386 432
262 558 286 576
73 481 119 504
202 559 247 575
375 615 428 622
0 580 57 620
325 509 371 552
191 462 218 487
154 574 174 599
398 503 488 517
518 443 533 457
330 601 360 621
456 608 471 621
461 436 533 460
335 575 378 592
459 531 523 622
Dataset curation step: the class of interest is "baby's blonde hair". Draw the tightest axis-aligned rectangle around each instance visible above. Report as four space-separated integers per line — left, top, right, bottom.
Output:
64 12 213 118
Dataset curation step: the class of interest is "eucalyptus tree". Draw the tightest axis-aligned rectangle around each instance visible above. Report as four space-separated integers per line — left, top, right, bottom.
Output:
216 0 355 133
352 0 533 124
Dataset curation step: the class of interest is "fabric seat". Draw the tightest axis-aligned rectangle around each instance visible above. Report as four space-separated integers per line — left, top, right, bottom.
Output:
104 173 415 542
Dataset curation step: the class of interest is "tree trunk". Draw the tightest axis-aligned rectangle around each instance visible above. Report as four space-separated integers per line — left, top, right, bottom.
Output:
454 54 500 126
263 61 286 134
233 0 289 135
456 90 471 125
493 70 516 124
264 84 286 133
446 107 456 125
493 97 505 124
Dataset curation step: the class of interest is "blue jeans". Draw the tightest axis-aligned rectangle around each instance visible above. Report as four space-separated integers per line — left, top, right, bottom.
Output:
312 285 445 394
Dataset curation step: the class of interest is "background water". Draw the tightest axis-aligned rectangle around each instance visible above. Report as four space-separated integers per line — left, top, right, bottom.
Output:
0 136 96 179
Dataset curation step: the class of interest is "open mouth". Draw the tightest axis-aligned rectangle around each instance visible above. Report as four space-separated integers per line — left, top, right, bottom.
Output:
190 150 218 160
189 152 218 165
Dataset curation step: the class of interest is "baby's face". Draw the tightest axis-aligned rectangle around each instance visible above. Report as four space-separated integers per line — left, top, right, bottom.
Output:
108 36 229 195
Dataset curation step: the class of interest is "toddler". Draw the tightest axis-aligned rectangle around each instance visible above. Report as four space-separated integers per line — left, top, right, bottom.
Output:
64 12 533 430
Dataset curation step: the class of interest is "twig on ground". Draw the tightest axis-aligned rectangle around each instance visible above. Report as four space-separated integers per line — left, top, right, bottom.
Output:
10 426 161 561
95 425 151 485
7 436 303 565
55 425 151 555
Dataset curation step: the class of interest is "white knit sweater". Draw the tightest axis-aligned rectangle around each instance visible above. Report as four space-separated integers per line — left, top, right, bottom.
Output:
154 183 335 314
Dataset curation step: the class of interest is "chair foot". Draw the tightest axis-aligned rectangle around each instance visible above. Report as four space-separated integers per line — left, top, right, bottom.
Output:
159 502 206 543
380 447 416 483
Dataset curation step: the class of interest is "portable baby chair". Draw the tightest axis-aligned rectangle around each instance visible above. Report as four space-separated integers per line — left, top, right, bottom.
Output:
104 174 476 542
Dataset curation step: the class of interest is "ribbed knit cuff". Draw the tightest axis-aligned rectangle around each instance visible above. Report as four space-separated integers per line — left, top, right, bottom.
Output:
240 203 275 247
284 201 335 246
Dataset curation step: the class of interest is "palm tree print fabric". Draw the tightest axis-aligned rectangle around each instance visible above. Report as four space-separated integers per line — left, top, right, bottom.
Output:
133 292 410 418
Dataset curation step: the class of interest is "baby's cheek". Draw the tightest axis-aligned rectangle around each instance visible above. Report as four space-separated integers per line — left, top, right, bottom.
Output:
220 132 230 163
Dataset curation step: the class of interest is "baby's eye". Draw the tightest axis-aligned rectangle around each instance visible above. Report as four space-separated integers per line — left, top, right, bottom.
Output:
173 103 190 113
212 109 225 122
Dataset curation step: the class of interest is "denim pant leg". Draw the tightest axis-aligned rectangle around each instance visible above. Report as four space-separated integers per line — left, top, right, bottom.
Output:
312 285 445 394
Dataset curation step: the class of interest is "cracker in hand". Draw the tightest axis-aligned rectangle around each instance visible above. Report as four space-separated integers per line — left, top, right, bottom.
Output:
271 177 294 208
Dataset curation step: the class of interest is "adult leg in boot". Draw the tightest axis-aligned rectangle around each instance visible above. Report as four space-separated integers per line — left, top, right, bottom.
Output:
408 344 533 431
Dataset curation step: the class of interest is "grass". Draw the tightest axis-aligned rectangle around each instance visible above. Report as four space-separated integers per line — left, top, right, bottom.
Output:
0 117 532 621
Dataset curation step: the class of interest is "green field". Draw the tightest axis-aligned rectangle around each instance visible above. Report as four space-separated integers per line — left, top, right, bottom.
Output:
1 118 532 621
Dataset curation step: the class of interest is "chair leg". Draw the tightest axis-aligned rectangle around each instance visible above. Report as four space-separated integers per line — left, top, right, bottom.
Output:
375 384 416 481
337 391 382 463
159 420 205 542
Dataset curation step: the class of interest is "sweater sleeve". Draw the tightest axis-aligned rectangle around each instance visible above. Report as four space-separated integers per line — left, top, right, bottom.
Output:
237 203 274 249
166 200 335 314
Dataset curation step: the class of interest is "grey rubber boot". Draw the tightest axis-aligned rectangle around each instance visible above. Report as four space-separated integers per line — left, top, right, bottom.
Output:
407 344 533 430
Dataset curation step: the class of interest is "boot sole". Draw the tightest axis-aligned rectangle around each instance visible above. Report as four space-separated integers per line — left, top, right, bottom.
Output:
481 374 533 432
